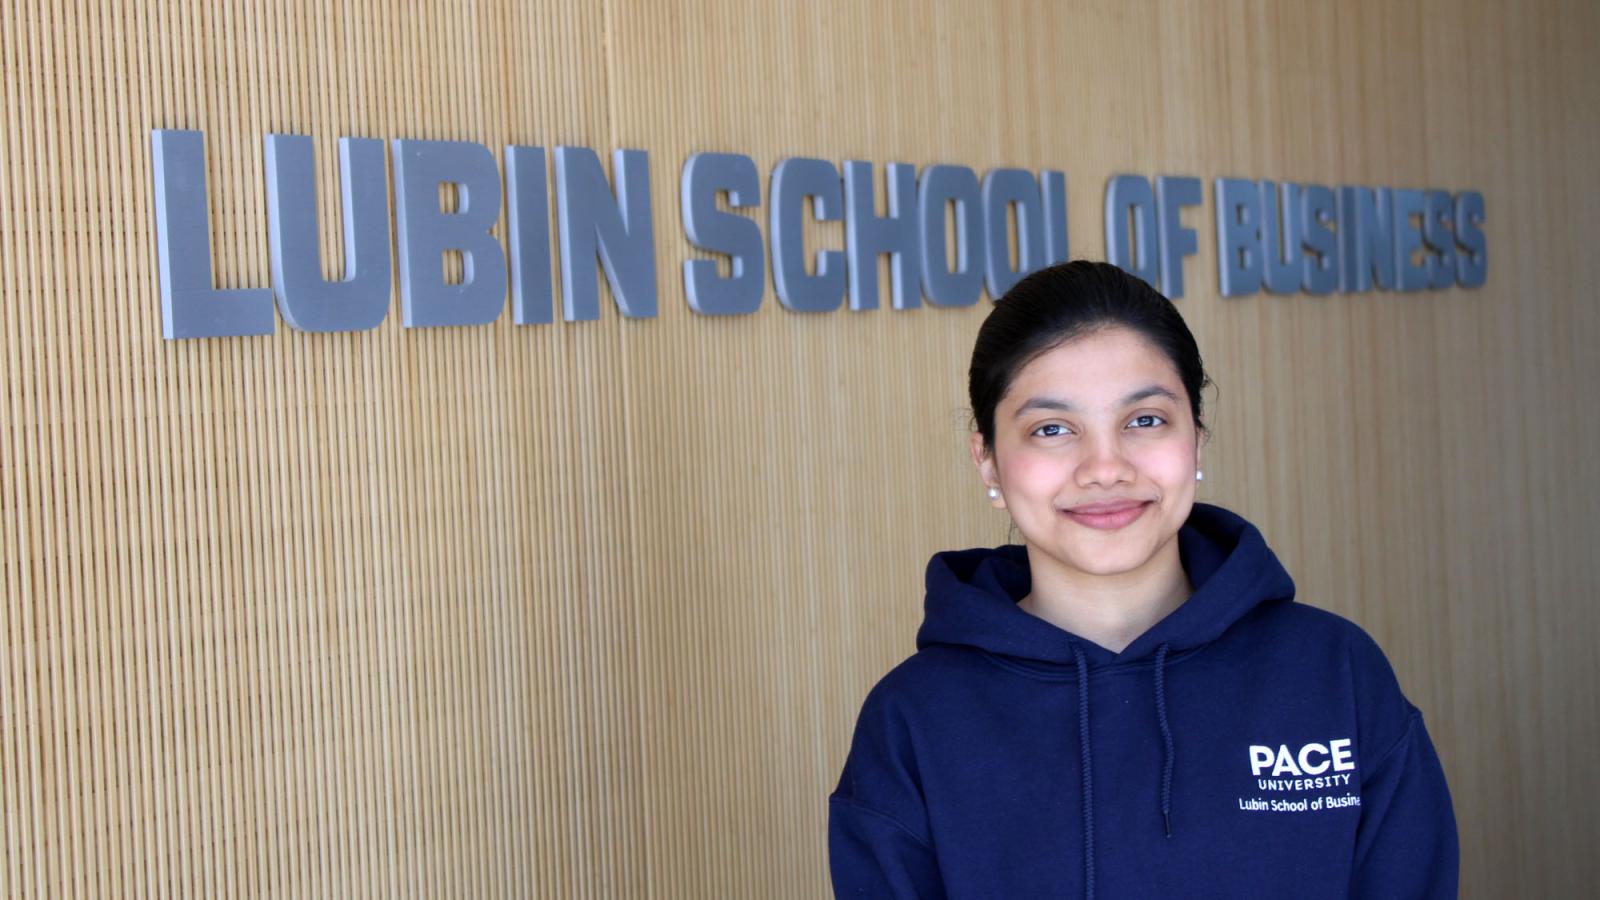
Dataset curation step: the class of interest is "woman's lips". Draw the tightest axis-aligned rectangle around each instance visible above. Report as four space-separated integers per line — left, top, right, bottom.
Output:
1062 500 1152 530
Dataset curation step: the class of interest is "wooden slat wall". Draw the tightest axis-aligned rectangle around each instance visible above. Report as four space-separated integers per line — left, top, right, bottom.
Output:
2 0 1596 896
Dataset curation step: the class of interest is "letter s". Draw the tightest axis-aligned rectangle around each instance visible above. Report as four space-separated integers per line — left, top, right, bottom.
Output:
680 152 765 316
1454 191 1487 287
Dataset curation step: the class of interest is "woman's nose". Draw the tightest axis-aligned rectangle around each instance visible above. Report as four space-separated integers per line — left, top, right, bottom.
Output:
1075 434 1136 487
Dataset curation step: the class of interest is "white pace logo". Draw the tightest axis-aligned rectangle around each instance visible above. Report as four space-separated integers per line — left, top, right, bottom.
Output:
1248 739 1356 777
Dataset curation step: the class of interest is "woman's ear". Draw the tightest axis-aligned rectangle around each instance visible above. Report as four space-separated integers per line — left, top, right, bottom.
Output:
969 432 1005 508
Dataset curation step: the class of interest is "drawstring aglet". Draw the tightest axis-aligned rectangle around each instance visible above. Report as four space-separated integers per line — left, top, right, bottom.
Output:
1163 811 1172 838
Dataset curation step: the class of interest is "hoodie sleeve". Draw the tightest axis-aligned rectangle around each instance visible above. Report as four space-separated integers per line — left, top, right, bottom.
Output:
1347 632 1460 898
828 681 947 899
829 796 945 898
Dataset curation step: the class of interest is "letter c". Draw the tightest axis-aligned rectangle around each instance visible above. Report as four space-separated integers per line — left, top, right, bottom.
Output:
769 157 846 312
1297 742 1330 775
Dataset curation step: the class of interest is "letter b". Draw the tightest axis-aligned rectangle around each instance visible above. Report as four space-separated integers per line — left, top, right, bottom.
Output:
392 139 508 327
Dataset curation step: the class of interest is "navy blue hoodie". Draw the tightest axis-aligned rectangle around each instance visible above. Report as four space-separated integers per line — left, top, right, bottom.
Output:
829 502 1457 898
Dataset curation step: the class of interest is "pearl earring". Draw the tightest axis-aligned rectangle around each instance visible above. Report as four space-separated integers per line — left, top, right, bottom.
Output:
1195 470 1205 482
987 486 1000 500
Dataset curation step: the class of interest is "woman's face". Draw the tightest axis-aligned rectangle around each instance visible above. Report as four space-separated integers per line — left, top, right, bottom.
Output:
971 325 1202 579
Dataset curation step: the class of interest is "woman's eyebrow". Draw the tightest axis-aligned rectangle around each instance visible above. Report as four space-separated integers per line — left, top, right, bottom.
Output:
1012 385 1181 418
1011 395 1075 416
1121 385 1183 407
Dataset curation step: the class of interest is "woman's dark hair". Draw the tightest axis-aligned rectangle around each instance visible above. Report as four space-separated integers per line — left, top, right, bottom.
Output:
968 260 1212 451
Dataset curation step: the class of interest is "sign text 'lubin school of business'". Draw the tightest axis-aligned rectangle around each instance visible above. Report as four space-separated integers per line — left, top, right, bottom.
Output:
149 130 1488 340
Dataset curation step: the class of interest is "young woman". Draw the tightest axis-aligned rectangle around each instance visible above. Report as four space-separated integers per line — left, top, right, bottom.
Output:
828 261 1458 898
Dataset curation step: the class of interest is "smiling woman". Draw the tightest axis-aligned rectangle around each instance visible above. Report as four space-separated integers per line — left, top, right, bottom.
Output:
977 325 1201 651
827 261 1459 899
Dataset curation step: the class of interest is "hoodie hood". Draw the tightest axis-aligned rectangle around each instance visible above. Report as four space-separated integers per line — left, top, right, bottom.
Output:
916 501 1297 667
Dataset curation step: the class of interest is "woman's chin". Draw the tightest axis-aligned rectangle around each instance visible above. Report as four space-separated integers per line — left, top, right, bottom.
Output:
1026 539 1155 579
1031 524 1183 578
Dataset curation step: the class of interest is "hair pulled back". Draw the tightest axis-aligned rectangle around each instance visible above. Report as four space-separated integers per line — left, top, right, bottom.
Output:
968 260 1211 451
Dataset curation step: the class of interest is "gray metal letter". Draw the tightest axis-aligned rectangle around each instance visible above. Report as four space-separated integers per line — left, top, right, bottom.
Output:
1215 178 1263 297
844 160 922 311
1423 190 1456 289
554 146 658 320
1104 175 1159 290
916 164 983 308
263 134 391 332
680 152 764 316
1454 191 1486 288
1261 181 1303 295
1360 186 1395 291
506 145 554 325
1299 184 1339 295
1042 170 1069 266
392 139 508 327
1338 186 1395 292
982 168 1046 298
150 129 275 339
1155 176 1201 298
1392 188 1429 292
769 158 845 313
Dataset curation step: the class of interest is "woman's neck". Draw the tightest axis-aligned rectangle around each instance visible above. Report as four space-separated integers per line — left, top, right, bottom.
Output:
1018 537 1193 654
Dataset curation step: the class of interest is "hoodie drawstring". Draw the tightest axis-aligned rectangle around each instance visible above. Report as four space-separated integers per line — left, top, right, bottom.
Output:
1076 641 1177 898
1072 644 1095 900
1154 641 1175 838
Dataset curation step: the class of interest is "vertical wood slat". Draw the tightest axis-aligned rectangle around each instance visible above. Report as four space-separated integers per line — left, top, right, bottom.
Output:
1 0 1597 896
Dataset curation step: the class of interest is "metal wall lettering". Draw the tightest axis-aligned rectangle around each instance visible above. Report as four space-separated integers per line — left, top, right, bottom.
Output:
769 157 847 313
149 129 1491 338
843 160 921 311
1339 186 1396 293
1215 177 1263 297
1041 170 1070 269
151 129 277 338
392 139 507 328
506 145 555 325
1392 188 1431 292
681 152 765 316
1300 184 1340 295
1105 174 1160 291
1155 176 1201 299
1423 190 1457 290
916 164 984 308
554 146 657 321
264 134 392 331
1454 191 1487 287
980 168 1045 299
1260 181 1303 295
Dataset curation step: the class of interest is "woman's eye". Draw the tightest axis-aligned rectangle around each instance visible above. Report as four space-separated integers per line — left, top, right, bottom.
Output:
1128 414 1167 429
1032 423 1069 438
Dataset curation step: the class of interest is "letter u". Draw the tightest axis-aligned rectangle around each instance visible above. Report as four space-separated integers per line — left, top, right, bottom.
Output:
264 134 393 331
